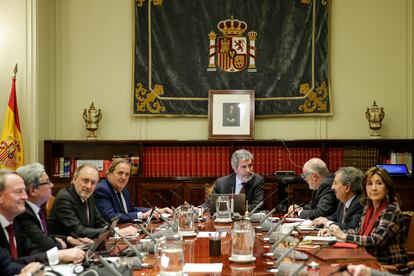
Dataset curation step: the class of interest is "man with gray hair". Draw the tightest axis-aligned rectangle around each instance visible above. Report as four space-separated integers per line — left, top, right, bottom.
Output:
201 149 264 211
287 158 338 219
15 163 93 251
314 166 364 231
0 172 84 265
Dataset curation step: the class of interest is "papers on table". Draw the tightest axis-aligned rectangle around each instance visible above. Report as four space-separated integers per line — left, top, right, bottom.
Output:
196 231 227 238
183 263 223 273
303 236 337 242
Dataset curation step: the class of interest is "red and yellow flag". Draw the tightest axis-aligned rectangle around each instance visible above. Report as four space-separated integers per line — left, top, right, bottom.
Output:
0 75 24 169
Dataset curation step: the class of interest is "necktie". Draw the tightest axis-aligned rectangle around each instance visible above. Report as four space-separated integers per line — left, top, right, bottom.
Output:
342 206 348 224
116 192 127 213
239 182 247 194
83 201 90 225
5 224 18 259
38 209 48 236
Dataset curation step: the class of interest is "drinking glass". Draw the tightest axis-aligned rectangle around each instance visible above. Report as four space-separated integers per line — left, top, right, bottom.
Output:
216 195 231 221
177 205 197 235
159 234 184 276
231 220 255 261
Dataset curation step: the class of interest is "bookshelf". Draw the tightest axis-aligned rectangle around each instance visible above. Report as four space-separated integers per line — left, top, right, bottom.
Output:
44 139 414 211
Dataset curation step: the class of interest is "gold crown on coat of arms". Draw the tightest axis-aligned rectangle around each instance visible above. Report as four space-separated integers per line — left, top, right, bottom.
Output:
217 16 247 36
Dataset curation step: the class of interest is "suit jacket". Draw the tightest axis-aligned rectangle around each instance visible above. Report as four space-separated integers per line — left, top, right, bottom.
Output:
201 172 264 211
327 193 363 230
14 202 63 251
0 223 48 264
299 176 338 220
94 178 149 223
48 184 108 239
0 248 24 276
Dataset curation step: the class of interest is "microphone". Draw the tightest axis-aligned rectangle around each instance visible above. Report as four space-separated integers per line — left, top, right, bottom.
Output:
259 208 276 225
266 203 304 237
276 196 290 213
246 201 264 218
139 225 157 243
156 193 177 212
253 187 278 215
96 256 124 276
270 219 306 250
169 189 185 203
112 227 144 261
144 207 155 228
143 198 154 208
155 207 178 233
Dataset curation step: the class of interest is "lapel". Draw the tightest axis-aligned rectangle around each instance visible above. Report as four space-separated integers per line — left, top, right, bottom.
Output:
69 185 90 226
0 225 9 251
107 180 124 213
25 203 41 228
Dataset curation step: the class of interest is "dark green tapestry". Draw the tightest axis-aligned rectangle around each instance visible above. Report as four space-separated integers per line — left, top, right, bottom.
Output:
134 0 330 117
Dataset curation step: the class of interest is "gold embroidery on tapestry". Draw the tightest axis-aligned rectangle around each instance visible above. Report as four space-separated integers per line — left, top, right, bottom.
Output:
298 81 328 112
135 83 166 113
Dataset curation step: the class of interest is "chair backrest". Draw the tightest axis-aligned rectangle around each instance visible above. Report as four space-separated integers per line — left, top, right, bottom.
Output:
406 212 414 255
46 195 56 218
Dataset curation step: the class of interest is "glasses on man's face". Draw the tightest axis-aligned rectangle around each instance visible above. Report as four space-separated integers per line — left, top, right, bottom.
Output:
300 172 312 180
38 179 52 186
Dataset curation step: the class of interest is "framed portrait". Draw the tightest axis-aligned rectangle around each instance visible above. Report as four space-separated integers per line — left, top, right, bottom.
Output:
208 90 255 140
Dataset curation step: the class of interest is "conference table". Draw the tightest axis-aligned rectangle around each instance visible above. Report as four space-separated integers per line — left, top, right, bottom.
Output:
118 218 385 275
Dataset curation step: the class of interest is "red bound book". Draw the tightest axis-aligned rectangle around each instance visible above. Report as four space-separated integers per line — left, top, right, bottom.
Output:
222 147 228 175
165 146 170 177
215 146 221 177
210 146 216 177
53 158 60 177
338 148 344 168
201 147 207 177
158 147 164 177
207 147 212 177
190 147 196 177
70 159 76 177
264 146 270 176
276 147 283 171
185 147 191 177
196 146 202 177
179 147 185 177
153 147 159 177
103 160 111 177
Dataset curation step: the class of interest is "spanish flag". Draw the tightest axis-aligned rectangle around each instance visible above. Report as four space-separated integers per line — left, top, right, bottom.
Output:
0 72 24 170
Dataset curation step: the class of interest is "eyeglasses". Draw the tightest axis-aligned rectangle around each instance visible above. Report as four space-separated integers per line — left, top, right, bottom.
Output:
38 179 52 186
300 172 312 180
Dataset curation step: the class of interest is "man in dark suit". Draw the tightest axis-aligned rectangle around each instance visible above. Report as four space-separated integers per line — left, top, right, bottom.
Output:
201 149 264 212
48 163 137 239
313 166 364 230
94 158 172 223
288 158 338 219
15 163 93 251
0 172 84 265
0 248 44 276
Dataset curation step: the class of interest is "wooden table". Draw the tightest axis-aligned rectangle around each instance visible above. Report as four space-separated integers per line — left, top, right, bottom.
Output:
121 220 384 275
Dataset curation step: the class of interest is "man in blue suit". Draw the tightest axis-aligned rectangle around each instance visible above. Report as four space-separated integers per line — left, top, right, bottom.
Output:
94 159 173 223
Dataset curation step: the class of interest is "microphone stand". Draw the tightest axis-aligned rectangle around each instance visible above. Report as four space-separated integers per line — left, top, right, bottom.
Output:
270 220 306 251
155 207 178 233
259 208 276 225
156 193 177 212
112 227 144 263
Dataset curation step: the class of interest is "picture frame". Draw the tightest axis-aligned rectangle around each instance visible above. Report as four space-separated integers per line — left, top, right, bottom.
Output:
208 90 255 140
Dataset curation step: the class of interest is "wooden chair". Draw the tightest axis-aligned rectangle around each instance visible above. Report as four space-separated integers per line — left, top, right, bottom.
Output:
46 195 56 218
406 211 414 260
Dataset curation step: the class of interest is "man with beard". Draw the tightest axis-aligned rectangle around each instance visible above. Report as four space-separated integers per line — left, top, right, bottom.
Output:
201 149 264 212
287 158 338 219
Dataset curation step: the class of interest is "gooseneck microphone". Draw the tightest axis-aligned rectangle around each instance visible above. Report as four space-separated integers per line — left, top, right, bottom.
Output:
169 189 185 203
139 225 157 243
112 227 144 261
266 203 304 237
155 207 178 233
259 208 276 225
156 193 177 212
